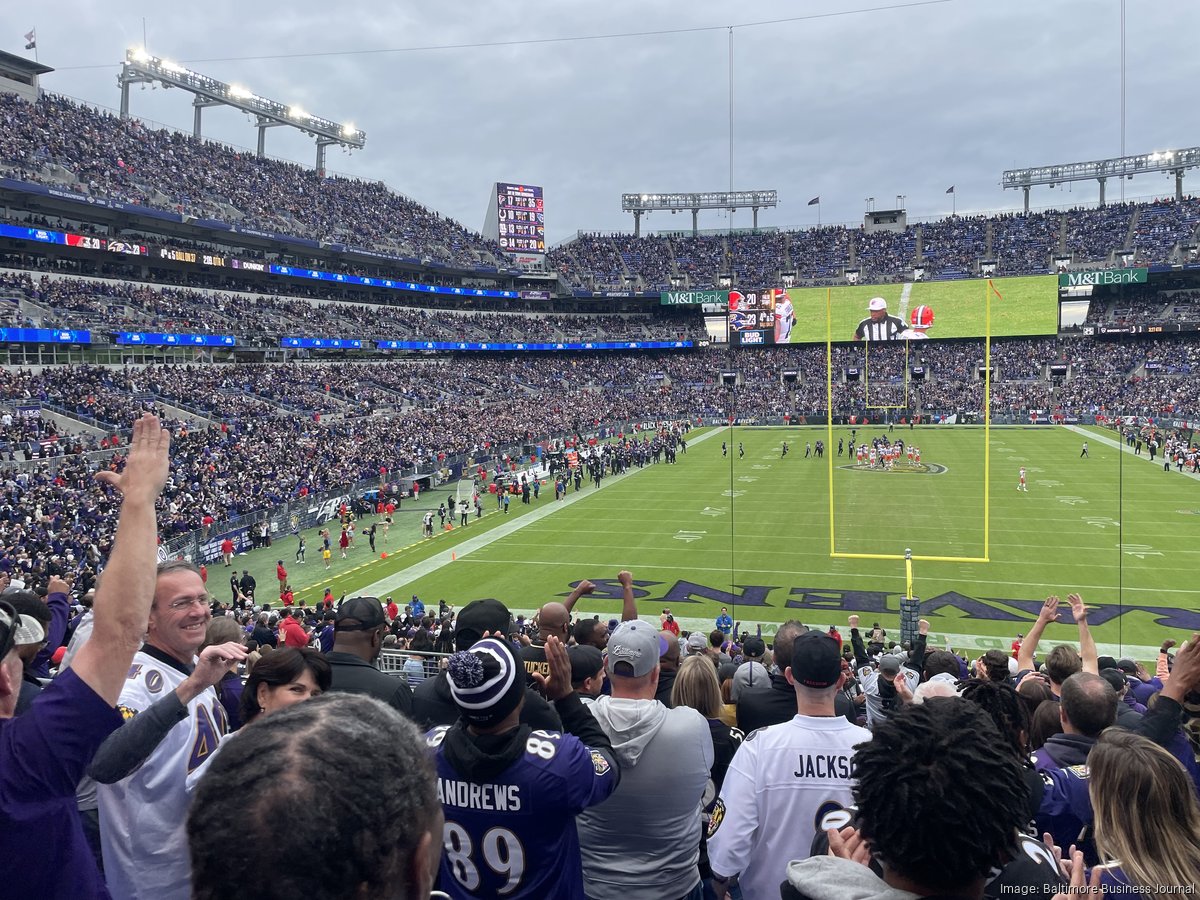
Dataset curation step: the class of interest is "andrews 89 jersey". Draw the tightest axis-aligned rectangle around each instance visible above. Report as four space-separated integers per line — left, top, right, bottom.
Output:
427 725 618 899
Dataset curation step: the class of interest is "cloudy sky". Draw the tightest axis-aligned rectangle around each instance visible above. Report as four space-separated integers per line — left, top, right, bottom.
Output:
16 1 1200 244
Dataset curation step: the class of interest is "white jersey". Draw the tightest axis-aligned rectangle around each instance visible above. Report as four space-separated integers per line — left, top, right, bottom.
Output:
707 714 871 900
98 649 227 900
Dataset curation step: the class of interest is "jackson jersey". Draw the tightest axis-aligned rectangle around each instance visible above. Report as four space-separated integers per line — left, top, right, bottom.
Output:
427 725 618 899
98 649 227 900
707 715 871 900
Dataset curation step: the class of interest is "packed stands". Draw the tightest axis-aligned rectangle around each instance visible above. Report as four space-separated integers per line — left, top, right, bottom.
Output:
0 93 502 270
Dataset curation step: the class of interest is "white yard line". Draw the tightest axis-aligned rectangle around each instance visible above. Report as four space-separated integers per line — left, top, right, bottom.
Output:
358 428 722 596
898 281 914 321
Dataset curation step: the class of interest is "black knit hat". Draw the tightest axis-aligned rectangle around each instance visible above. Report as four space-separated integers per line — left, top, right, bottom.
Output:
446 638 525 727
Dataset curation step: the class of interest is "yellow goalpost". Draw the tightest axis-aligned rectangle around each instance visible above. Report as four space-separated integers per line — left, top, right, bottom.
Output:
824 282 994 564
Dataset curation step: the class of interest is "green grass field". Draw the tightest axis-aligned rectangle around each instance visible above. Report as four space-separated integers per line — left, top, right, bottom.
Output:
222 424 1200 661
785 274 1058 343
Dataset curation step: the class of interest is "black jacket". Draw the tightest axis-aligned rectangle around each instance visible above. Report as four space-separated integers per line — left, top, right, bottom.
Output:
412 669 563 732
325 651 414 718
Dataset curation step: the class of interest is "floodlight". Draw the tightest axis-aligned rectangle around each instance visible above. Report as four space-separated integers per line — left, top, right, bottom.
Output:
229 85 253 100
289 106 308 120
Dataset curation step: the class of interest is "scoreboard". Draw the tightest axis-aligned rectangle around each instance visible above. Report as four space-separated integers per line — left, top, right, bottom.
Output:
728 289 776 346
495 183 545 254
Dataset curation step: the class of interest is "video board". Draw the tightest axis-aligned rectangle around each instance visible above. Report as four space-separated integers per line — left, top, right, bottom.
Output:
782 275 1058 343
728 289 796 346
496 183 545 254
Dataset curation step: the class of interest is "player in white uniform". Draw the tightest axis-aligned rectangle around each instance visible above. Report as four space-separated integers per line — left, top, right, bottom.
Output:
774 290 796 343
1018 467 1028 491
708 632 870 900
97 561 247 900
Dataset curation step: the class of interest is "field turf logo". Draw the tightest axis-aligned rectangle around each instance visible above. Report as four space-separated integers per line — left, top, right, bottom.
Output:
557 580 1200 630
838 462 947 475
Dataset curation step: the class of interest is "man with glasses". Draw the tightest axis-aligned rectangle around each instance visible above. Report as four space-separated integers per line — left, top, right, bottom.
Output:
95 558 248 900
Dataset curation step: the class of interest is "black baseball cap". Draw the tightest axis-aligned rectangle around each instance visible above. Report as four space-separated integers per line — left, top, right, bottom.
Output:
791 631 843 689
454 599 512 651
743 636 766 658
568 645 605 686
334 597 386 631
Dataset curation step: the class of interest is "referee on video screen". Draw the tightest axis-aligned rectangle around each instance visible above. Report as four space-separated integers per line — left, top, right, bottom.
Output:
854 297 905 341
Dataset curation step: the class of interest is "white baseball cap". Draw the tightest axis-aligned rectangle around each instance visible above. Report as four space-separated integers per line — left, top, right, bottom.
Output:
868 297 888 311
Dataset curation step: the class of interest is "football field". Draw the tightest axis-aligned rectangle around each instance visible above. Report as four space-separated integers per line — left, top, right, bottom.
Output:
242 424 1200 661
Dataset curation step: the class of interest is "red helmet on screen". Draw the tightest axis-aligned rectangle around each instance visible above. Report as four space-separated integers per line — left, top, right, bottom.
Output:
909 305 934 330
728 290 743 311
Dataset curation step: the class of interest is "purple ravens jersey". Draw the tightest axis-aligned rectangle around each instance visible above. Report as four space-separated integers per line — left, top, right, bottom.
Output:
1036 763 1096 865
427 726 618 899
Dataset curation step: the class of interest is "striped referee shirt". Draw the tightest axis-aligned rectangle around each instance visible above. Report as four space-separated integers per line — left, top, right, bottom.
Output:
854 315 905 341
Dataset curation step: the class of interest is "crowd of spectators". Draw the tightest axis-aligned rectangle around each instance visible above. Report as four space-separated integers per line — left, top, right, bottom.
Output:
0 93 501 269
550 200 1200 290
3 92 1200 298
0 271 708 345
4 481 1199 898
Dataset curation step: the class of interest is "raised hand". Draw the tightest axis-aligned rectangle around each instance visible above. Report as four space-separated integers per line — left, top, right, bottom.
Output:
1038 595 1060 624
1066 593 1088 624
191 641 249 690
94 414 171 505
617 571 633 588
848 615 860 629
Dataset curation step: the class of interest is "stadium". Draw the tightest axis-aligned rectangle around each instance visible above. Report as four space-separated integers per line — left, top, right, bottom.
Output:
3 4 1200 898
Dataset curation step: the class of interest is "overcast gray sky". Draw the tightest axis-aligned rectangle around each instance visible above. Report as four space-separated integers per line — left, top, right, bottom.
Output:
15 1 1200 244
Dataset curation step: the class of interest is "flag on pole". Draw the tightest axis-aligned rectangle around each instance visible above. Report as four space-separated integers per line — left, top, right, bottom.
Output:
807 196 820 206
987 279 1003 300
24 29 36 50
945 185 955 194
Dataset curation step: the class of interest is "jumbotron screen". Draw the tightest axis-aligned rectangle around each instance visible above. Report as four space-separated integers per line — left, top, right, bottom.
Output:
728 289 786 346
780 274 1059 343
496 183 545 254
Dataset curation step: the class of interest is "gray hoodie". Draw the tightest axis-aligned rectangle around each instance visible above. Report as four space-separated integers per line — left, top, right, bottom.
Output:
578 696 713 900
783 857 922 900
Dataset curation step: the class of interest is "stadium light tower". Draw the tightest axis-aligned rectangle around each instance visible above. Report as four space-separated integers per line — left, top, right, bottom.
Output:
117 48 366 175
1002 146 1200 213
620 190 778 237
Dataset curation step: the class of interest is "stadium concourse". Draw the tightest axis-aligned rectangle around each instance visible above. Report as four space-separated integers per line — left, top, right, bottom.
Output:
3 91 1200 900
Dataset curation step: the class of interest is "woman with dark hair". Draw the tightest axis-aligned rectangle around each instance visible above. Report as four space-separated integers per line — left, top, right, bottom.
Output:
1028 698 1064 751
238 647 330 726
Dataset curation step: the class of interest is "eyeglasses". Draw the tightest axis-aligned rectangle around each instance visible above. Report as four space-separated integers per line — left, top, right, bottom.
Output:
167 595 210 612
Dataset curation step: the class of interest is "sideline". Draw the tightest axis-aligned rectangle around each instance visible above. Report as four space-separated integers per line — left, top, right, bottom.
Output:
1066 423 1200 482
358 427 722 597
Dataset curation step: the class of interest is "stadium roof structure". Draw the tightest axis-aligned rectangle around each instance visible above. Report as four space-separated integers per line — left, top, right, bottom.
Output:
0 50 53 77
117 48 365 175
621 190 778 237
1002 147 1200 212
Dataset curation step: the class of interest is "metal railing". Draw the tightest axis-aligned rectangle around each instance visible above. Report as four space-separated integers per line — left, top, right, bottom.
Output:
379 649 450 686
